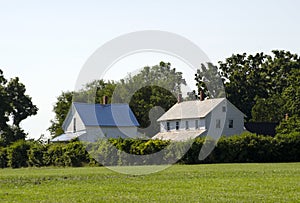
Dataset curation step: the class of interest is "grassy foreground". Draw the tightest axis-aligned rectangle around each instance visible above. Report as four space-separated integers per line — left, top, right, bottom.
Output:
0 163 299 202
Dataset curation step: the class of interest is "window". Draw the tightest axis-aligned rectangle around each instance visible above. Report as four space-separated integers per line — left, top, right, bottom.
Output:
73 118 76 132
195 120 199 129
229 119 233 128
176 121 180 130
185 121 189 129
222 106 226 112
216 119 221 128
167 122 170 131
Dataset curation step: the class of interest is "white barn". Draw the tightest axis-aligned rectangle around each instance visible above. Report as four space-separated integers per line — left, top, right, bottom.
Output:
51 102 140 142
152 98 245 141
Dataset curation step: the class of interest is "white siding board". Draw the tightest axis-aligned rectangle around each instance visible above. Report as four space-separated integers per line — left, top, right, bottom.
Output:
65 110 85 133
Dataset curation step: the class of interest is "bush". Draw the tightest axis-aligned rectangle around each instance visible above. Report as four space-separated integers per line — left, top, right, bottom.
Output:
7 140 30 168
81 133 300 165
63 142 90 167
274 132 300 162
2 132 299 168
44 144 65 166
28 142 47 167
0 147 8 168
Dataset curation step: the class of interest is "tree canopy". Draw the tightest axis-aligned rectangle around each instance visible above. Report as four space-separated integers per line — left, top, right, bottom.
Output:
0 69 38 146
50 51 300 137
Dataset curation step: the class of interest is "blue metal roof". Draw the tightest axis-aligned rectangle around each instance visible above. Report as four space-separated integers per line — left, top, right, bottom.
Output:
73 102 139 127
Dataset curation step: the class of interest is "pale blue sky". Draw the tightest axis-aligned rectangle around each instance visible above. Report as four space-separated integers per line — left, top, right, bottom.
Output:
1 0 300 138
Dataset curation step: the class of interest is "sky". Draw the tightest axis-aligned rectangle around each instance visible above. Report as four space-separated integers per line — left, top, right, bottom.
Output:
0 0 300 139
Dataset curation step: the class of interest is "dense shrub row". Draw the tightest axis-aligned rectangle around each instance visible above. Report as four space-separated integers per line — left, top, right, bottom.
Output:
0 132 299 168
0 140 91 168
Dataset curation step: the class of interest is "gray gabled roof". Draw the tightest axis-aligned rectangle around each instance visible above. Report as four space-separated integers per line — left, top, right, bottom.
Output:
157 98 226 122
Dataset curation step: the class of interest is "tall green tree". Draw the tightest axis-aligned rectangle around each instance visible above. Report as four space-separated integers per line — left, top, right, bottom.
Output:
195 50 300 123
218 52 268 121
195 62 226 99
73 80 117 104
113 62 186 135
276 68 300 134
0 70 38 146
129 85 177 129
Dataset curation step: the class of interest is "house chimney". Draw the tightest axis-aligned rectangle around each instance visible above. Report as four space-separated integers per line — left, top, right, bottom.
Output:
199 90 204 101
177 93 182 103
103 95 108 104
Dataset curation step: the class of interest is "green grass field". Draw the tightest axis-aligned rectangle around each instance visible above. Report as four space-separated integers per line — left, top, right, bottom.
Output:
0 163 299 202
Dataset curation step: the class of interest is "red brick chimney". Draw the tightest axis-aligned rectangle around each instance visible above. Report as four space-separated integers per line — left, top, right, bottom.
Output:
177 93 182 103
199 90 204 101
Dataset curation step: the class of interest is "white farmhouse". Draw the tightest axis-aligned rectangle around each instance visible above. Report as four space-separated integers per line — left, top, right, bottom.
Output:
51 101 140 142
152 98 245 141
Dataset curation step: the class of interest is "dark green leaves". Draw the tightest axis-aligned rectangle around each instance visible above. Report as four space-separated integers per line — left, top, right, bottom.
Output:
0 70 38 146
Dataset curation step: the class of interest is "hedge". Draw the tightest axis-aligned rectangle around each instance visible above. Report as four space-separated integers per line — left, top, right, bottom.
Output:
0 132 299 168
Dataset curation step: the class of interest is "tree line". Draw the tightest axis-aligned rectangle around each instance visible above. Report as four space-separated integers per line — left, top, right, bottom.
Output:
50 50 300 138
0 50 299 146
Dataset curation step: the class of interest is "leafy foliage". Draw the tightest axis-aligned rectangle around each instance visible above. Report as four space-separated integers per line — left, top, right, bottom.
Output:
0 132 299 168
28 142 47 167
195 50 300 124
0 69 38 146
195 62 225 99
0 147 7 168
7 140 31 168
48 91 74 137
276 116 300 135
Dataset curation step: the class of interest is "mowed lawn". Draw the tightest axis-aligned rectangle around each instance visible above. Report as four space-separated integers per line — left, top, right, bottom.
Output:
0 163 299 202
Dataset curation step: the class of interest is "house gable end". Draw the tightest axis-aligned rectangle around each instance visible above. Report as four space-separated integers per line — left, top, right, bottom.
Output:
62 104 75 132
62 104 86 133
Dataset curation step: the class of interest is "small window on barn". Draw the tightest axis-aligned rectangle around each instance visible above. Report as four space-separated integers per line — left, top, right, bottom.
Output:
176 121 180 130
216 119 221 128
229 119 233 128
167 122 170 131
195 120 199 129
73 118 76 132
222 106 226 112
185 121 189 130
